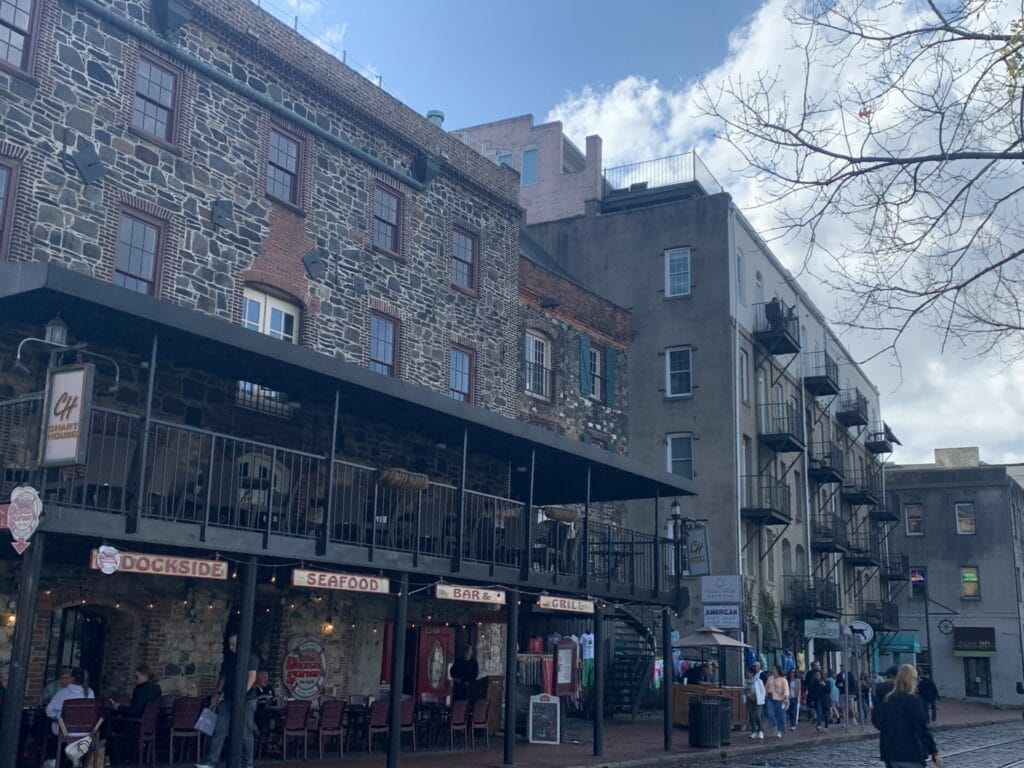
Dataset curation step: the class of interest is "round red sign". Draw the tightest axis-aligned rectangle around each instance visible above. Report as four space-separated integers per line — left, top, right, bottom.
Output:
282 635 328 699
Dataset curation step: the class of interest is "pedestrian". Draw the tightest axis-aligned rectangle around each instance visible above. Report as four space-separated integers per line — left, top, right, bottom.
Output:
845 667 860 724
786 668 801 731
744 665 765 739
917 669 939 723
765 666 789 738
876 664 943 768
196 632 261 768
872 665 899 729
859 670 872 721
807 669 830 732
826 670 841 724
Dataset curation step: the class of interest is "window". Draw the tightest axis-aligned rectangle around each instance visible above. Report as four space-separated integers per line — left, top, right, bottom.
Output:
667 433 694 480
266 128 301 205
521 147 538 186
0 160 14 259
238 287 300 414
0 0 35 72
369 314 398 377
664 248 691 297
114 212 161 295
579 335 615 404
449 346 473 402
589 346 603 402
372 184 401 253
738 349 749 403
736 249 745 303
665 347 692 397
955 502 976 534
963 658 991 698
132 56 178 143
960 566 980 598
496 152 512 167
905 503 924 535
524 332 551 399
911 566 927 598
452 228 476 289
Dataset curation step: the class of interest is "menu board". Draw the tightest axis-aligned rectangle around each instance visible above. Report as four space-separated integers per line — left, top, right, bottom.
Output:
528 694 560 744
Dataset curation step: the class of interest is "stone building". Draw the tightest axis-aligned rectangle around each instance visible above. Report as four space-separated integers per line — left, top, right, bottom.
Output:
0 1 693 761
885 448 1024 706
455 115 902 668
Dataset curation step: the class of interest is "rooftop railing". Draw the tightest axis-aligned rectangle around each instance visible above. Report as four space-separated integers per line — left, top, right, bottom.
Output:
603 151 722 196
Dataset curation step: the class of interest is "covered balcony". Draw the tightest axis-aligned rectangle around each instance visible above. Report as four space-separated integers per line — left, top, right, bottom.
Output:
865 421 900 454
752 300 801 355
844 532 882 566
803 350 840 397
835 388 869 427
757 402 805 454
869 503 900 522
781 575 841 618
808 440 845 484
841 468 881 506
810 513 849 552
739 475 792 526
883 551 910 581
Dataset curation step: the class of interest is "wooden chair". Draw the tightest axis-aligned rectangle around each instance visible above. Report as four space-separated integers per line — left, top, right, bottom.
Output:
470 698 490 747
168 696 204 763
55 699 103 766
281 699 311 760
366 699 389 753
399 698 416 751
311 698 345 759
448 699 469 750
128 699 160 766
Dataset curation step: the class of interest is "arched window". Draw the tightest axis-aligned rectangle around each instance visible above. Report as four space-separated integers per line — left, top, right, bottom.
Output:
795 544 807 575
754 271 765 304
782 539 792 576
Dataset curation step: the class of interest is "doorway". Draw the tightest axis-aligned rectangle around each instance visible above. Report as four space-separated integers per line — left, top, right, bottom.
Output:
963 657 992 697
45 606 108 697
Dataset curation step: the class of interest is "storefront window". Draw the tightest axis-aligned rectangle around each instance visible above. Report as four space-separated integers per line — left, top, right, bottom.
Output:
963 657 991 697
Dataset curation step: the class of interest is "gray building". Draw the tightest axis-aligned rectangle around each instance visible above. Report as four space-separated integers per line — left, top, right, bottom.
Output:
887 448 1024 705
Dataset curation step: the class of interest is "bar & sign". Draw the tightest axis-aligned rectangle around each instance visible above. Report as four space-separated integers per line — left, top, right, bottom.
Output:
537 594 594 614
90 547 228 580
292 568 389 594
436 583 506 605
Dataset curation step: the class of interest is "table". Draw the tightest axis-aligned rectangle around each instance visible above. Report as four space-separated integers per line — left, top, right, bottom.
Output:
415 701 452 749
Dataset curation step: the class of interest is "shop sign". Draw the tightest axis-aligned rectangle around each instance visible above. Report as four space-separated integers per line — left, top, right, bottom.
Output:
282 635 328 699
527 693 560 745
953 626 996 657
910 567 926 585
89 547 228 580
436 583 506 605
0 486 43 554
804 618 841 640
686 527 711 577
291 568 389 595
39 364 94 467
700 575 742 604
702 603 741 630
536 594 594 614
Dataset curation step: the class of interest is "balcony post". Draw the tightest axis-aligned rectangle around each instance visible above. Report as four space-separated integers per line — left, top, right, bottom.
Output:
386 572 410 768
129 332 158 534
452 427 468 573
653 489 661 595
318 388 340 556
520 450 535 582
580 465 590 589
227 554 257 768
593 600 605 756
503 587 518 765
661 605 673 750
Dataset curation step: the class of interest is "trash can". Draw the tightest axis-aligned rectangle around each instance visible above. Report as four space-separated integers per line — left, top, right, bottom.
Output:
687 694 721 748
718 696 732 745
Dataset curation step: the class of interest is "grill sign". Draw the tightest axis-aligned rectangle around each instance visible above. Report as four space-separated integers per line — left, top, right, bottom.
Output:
291 568 389 594
0 486 43 554
282 635 328 699
536 594 594 614
436 583 506 604
40 364 94 467
89 548 229 580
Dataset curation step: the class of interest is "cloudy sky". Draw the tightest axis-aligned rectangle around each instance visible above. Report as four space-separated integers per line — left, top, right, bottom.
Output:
260 0 1024 466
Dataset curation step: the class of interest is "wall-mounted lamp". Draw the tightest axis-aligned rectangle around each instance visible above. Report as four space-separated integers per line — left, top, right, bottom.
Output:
13 315 121 394
670 499 681 519
323 616 335 635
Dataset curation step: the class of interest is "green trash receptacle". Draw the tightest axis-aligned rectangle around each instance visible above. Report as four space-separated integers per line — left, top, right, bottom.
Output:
718 696 732 745
687 694 721 748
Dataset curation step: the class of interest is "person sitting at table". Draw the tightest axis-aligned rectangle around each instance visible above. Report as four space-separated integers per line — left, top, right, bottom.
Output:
450 645 479 701
41 666 73 706
45 667 94 734
252 669 283 754
109 665 161 764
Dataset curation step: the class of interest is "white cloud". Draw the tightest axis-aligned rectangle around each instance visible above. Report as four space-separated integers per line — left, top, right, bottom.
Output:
546 0 1024 466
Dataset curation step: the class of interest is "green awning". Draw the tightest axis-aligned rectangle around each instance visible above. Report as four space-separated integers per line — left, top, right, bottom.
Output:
878 631 920 654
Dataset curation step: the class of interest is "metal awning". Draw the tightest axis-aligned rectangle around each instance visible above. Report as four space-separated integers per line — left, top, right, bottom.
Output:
0 261 696 505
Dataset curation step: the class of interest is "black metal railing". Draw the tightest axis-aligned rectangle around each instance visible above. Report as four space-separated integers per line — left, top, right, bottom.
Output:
782 576 840 616
603 151 721 195
739 475 792 523
865 421 893 454
846 532 882 564
810 513 849 551
524 361 554 400
808 440 845 482
757 402 803 451
880 600 899 629
883 551 909 580
753 300 801 344
841 468 881 505
836 388 869 427
803 350 840 396
859 600 897 629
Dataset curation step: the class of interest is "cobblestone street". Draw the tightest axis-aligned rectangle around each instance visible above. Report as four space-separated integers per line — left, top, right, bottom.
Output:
679 722 1024 768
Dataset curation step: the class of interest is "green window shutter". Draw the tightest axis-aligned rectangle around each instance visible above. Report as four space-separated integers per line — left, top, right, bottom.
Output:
578 334 592 396
604 347 617 404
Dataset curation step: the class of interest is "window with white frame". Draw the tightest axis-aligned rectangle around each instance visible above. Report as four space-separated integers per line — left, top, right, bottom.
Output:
665 247 691 297
736 249 745 303
496 152 513 168
589 346 603 402
738 349 749 403
955 502 976 535
238 287 300 414
524 331 552 399
665 346 692 397
369 313 398 377
667 433 694 479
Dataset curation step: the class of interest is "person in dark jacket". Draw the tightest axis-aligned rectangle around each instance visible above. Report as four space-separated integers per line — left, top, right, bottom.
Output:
111 664 162 764
872 665 899 729
917 670 939 723
876 664 942 768
806 669 831 732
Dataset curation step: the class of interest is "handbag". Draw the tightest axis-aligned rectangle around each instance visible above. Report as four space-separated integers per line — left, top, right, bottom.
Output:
64 736 92 768
195 707 218 736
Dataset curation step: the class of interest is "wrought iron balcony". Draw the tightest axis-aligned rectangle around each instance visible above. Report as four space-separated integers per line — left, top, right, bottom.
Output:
524 360 554 400
859 600 899 631
757 402 805 453
869 503 899 522
739 475 792 526
845 532 882 566
883 551 910 581
753 300 801 355
810 513 849 552
808 440 845 484
782 575 841 618
836 388 869 427
803 350 840 397
865 421 898 454
841 468 881 506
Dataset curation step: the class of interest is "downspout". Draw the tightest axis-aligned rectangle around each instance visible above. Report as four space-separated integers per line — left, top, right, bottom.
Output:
799 330 814 664
729 205 746 646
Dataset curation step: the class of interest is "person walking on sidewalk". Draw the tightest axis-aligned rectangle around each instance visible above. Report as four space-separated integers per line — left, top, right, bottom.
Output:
807 669 831 732
745 666 765 739
786 668 801 730
197 632 261 768
875 664 943 768
917 670 939 723
765 666 789 738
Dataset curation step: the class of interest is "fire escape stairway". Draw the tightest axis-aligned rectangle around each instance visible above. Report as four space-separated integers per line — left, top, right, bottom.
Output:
605 605 657 718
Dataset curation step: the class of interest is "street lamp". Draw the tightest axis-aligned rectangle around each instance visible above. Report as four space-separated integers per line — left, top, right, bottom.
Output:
12 316 121 394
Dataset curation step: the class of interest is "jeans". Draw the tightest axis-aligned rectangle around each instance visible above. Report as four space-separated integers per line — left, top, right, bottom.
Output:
925 700 937 722
765 698 785 733
205 698 256 767
813 699 827 727
787 698 799 727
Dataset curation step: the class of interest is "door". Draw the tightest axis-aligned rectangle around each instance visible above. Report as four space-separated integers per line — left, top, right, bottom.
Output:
416 626 455 702
49 606 107 696
963 657 992 697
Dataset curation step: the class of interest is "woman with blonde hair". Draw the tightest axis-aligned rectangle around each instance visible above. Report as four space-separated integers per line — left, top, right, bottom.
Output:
876 664 942 768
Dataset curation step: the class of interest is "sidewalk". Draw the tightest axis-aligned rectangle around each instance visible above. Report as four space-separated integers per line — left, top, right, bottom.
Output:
263 699 1021 768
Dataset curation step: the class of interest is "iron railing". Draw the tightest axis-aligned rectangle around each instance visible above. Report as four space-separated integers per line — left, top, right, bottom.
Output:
803 350 839 390
782 576 840 616
808 440 845 481
753 300 801 342
846 532 882 564
836 388 869 426
757 402 802 442
524 361 554 400
602 151 722 195
810 513 849 551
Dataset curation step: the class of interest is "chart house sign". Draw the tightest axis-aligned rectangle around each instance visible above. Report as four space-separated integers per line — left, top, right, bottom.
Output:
39 364 95 467
282 635 329 699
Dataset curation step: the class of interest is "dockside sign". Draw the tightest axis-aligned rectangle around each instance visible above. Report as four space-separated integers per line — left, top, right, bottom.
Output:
436 583 506 605
90 547 228 580
291 568 390 595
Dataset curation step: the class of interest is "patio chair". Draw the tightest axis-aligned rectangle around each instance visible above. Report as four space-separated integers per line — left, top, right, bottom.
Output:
470 698 490 747
281 698 311 760
55 699 104 767
168 696 204 763
128 698 160 766
312 698 345 759
366 699 389 753
399 697 416 751
448 699 469 750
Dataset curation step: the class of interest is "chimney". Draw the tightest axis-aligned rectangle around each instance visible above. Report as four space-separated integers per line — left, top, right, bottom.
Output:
426 110 445 128
934 447 980 467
